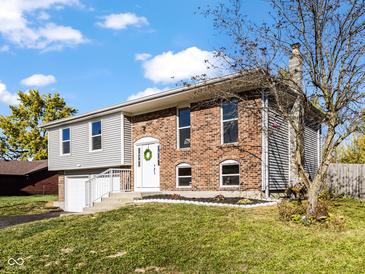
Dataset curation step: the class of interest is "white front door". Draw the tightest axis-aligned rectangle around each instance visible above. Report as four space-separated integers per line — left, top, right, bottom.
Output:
134 138 160 192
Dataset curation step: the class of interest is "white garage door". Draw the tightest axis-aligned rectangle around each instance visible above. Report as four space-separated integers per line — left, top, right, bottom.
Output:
65 176 89 212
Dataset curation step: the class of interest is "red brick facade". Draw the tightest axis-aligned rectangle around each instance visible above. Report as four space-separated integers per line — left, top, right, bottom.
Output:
0 170 58 196
131 95 263 192
58 175 65 201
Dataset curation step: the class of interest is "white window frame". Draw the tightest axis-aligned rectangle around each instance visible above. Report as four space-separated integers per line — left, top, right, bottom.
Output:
60 127 71 156
177 107 191 149
220 160 240 187
90 120 102 152
221 100 239 144
176 163 192 188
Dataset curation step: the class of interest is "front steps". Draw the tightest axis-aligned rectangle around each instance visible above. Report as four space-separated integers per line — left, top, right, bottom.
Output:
83 192 142 214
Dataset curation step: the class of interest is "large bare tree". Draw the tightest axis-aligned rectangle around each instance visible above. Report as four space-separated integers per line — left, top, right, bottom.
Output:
203 0 365 216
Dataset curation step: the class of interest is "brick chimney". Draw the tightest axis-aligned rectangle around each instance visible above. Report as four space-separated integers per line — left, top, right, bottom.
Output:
289 43 303 91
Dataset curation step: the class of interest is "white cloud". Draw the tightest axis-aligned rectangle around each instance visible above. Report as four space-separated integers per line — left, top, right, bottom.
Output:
0 0 86 51
0 45 9 52
135 52 151 61
97 12 149 30
21 74 56 87
127 87 167 101
37 23 85 50
142 47 225 84
0 83 18 105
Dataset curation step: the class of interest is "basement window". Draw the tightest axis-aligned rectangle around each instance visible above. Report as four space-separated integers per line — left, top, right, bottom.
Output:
176 163 192 187
220 160 240 187
61 128 70 155
91 120 102 151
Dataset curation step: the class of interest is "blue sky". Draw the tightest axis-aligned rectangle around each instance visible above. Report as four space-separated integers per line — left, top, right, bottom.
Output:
0 0 270 115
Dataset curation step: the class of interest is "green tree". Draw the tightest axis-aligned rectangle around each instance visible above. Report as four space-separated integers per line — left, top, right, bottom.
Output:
0 90 76 160
336 135 365 164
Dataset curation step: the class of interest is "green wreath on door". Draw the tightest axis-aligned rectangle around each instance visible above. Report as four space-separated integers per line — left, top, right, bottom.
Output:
144 148 152 161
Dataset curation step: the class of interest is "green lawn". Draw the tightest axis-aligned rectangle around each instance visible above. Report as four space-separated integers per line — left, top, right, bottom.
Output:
0 195 57 217
0 199 364 273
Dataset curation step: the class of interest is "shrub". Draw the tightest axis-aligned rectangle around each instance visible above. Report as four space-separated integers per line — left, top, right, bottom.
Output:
237 198 253 205
291 214 302 223
277 199 306 221
170 194 181 200
278 199 328 222
213 194 225 201
278 198 346 228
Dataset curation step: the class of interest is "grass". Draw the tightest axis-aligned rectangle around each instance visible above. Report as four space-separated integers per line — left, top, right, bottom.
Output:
0 195 57 217
0 199 364 273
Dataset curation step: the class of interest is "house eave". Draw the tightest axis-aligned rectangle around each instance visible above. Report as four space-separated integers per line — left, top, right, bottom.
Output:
42 72 260 129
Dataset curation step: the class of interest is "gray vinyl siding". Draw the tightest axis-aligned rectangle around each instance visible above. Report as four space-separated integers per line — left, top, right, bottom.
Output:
268 108 289 190
63 168 108 176
48 112 123 171
123 116 132 164
304 124 319 180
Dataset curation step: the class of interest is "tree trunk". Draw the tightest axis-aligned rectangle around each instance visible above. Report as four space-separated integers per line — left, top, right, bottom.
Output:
306 133 334 217
307 178 321 216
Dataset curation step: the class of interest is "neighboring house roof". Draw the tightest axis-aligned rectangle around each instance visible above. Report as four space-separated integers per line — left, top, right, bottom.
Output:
0 160 48 176
42 72 257 129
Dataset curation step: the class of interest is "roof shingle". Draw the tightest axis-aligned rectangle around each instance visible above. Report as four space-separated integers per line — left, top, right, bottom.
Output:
0 160 48 176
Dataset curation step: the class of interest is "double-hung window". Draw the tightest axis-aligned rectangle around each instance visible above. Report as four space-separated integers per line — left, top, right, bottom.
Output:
91 121 102 151
178 108 190 149
176 163 192 187
220 160 240 186
222 100 238 144
61 128 70 155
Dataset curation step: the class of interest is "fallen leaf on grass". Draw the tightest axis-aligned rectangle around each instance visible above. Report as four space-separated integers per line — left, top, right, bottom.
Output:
107 251 127 258
45 261 60 267
61 248 74 254
135 266 164 273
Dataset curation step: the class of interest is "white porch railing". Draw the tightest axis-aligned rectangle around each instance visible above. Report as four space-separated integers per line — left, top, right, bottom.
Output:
85 168 131 208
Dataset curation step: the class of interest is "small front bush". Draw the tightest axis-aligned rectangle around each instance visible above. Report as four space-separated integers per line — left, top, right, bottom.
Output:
277 199 306 221
278 198 346 229
213 194 225 201
237 198 253 205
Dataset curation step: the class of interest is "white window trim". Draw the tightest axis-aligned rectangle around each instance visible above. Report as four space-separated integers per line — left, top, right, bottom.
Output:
177 107 191 150
60 127 71 156
220 160 240 187
89 120 103 152
221 101 239 145
176 163 192 188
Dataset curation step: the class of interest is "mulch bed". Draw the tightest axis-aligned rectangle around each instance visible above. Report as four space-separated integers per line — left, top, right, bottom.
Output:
141 194 268 205
0 209 63 229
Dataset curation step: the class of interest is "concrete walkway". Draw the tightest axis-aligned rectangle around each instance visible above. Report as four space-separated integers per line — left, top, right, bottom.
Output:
82 192 141 214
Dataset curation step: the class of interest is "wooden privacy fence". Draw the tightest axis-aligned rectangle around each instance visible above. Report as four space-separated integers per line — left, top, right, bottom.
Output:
326 164 365 198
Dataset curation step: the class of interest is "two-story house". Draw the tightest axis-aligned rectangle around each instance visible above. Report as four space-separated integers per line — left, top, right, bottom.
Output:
43 45 321 212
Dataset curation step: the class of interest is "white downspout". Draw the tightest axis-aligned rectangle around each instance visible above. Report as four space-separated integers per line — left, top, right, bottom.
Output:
261 92 269 198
